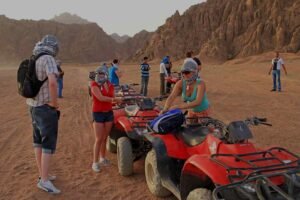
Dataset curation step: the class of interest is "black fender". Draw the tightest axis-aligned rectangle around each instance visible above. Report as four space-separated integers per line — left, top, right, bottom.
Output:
109 125 125 144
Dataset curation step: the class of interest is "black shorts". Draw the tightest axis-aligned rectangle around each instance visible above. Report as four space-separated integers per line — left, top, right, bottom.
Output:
30 104 59 154
93 111 114 123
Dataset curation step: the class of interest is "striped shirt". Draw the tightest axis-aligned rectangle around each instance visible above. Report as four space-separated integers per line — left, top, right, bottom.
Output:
26 55 58 107
141 62 150 77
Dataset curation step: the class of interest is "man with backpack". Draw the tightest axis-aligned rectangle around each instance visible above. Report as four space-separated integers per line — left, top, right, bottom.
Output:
268 51 287 92
25 35 61 194
140 56 150 96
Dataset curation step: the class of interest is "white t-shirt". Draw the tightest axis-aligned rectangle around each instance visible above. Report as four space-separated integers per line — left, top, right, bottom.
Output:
184 58 198 66
272 58 284 70
160 63 168 76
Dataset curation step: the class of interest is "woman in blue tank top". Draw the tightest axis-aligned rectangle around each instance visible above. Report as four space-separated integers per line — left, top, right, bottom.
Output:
161 60 211 118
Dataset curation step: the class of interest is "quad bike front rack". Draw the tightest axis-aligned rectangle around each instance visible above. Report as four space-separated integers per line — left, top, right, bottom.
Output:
129 115 158 129
211 147 300 200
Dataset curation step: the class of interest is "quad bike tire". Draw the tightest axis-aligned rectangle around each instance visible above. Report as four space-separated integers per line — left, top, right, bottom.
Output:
145 149 171 197
187 188 212 200
117 137 133 176
106 136 117 153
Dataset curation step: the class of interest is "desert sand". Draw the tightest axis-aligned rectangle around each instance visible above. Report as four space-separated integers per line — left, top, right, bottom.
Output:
0 52 299 200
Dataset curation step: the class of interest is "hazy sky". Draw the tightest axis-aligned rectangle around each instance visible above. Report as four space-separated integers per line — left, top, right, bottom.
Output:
0 0 205 36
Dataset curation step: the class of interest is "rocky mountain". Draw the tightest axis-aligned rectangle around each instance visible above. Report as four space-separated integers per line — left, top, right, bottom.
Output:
51 12 91 24
122 30 154 60
134 0 300 61
0 15 120 63
110 33 130 43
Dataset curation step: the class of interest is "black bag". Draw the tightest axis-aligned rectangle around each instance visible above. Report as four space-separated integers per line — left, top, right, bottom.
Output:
150 109 185 134
273 58 279 70
17 54 48 98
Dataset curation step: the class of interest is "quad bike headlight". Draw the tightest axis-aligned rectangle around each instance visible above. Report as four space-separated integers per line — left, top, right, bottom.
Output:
209 141 217 154
282 160 292 164
134 128 148 136
241 183 256 193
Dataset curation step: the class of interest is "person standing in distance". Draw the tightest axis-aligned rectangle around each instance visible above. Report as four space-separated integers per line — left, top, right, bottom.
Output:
109 59 122 86
56 60 64 98
159 56 169 95
27 35 61 194
268 51 287 92
140 56 150 96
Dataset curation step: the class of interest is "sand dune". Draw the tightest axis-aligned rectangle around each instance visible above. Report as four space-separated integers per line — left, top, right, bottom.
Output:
0 53 299 199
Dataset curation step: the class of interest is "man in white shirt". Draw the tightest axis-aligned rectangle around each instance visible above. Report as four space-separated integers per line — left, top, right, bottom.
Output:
160 56 169 95
268 52 287 92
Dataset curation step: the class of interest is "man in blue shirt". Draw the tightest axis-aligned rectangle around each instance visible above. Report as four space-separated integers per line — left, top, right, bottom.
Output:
140 56 150 96
109 59 122 86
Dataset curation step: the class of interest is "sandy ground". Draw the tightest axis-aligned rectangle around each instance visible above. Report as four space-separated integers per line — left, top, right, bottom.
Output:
0 52 299 199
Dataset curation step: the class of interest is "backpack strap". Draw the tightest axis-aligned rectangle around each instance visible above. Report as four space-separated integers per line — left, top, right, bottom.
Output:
33 53 51 82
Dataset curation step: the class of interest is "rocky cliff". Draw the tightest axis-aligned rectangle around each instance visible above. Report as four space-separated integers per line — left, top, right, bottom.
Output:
122 30 154 60
110 33 130 43
134 0 300 61
0 15 119 63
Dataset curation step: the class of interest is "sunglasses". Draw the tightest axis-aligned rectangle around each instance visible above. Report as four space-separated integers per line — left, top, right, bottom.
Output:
182 71 191 75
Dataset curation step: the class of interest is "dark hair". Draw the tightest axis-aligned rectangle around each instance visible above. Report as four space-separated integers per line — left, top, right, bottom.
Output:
143 56 148 60
113 59 119 64
193 57 201 66
186 51 193 58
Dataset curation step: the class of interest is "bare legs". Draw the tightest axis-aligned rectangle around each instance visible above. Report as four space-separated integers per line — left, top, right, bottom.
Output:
93 121 113 163
34 147 52 181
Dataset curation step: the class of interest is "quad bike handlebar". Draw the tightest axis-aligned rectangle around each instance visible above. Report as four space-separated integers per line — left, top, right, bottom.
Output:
245 117 272 126
185 116 272 142
189 116 272 129
114 95 167 109
121 95 167 102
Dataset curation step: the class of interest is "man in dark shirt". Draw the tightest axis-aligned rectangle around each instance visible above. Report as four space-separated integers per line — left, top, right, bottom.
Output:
56 60 64 98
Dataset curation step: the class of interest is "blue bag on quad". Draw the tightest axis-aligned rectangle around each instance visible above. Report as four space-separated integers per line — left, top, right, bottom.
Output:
150 109 185 134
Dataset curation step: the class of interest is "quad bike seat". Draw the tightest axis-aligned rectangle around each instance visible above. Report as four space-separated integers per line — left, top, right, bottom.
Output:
125 105 139 116
179 126 210 146
139 98 155 110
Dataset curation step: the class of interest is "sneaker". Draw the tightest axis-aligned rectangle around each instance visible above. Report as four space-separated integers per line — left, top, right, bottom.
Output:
38 175 56 182
92 162 100 172
99 158 110 167
270 89 276 92
37 180 61 194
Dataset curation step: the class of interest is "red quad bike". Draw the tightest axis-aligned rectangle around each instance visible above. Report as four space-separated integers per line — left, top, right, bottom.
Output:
107 96 166 176
106 86 144 155
165 72 181 90
144 117 300 200
112 83 140 108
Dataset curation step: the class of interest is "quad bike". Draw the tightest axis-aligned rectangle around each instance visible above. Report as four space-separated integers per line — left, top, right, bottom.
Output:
144 117 300 200
164 72 181 94
165 71 182 85
112 83 141 108
107 96 166 176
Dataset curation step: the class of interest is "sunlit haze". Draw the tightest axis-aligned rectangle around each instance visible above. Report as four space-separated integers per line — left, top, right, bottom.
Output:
0 0 205 36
